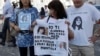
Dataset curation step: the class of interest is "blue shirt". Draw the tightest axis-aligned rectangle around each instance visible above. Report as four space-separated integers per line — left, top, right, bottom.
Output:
10 7 38 47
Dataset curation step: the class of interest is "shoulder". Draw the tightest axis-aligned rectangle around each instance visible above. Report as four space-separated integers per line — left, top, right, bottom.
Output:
66 6 74 11
36 16 48 22
31 7 38 11
43 16 49 21
66 6 74 14
30 7 38 14
15 8 22 14
84 3 97 10
85 3 94 7
57 18 67 22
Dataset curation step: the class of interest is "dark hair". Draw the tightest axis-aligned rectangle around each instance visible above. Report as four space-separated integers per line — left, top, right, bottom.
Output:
38 27 45 34
72 16 83 30
12 2 17 8
48 0 67 19
40 7 45 16
19 0 32 9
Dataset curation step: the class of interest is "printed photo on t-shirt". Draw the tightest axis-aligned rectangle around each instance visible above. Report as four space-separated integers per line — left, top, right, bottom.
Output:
72 16 83 30
22 15 28 22
37 27 48 35
18 13 31 30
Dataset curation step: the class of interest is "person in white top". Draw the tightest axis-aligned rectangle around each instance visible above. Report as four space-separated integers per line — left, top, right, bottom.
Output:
0 0 13 46
3 0 13 18
31 1 74 56
44 5 49 17
66 0 100 56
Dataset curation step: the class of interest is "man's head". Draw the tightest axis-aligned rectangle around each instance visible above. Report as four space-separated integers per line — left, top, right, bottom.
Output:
72 0 85 8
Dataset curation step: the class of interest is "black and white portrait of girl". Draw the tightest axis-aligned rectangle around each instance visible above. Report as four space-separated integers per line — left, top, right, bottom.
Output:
37 27 48 35
72 16 83 30
22 15 27 22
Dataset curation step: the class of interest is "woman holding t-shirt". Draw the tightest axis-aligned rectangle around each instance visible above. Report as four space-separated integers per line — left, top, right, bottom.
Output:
9 0 38 56
31 0 74 56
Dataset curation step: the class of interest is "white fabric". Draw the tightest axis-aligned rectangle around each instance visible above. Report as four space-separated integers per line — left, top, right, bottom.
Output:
18 13 31 30
3 0 13 18
36 17 69 26
36 19 48 27
66 3 100 46
36 17 69 56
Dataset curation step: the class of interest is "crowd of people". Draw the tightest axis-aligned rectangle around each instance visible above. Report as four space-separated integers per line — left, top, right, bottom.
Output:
0 0 100 56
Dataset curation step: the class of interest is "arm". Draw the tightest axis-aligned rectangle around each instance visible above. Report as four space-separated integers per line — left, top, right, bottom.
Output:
9 10 20 32
89 5 100 42
68 26 74 40
10 22 15 28
96 19 100 24
90 5 100 23
65 20 74 40
90 27 100 43
30 21 37 31
10 22 20 32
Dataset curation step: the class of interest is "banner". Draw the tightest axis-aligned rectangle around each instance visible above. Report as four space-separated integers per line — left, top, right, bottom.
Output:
34 22 69 56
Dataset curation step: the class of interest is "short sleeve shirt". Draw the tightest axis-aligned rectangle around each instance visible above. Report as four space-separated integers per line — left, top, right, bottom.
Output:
10 7 38 47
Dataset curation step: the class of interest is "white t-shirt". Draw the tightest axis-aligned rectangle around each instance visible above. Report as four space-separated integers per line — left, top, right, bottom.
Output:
36 17 69 42
3 0 13 18
36 17 69 27
36 17 69 56
66 3 100 46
